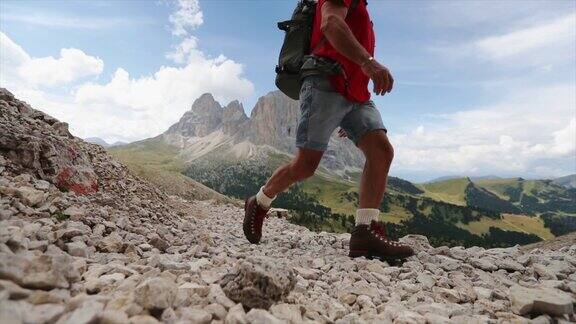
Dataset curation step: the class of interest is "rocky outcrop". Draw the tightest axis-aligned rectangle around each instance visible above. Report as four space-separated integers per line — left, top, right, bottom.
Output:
222 100 248 136
509 284 573 316
245 91 300 153
0 90 98 195
166 93 224 138
1 88 575 323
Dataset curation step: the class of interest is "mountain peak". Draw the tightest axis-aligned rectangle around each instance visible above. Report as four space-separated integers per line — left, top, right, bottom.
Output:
223 100 245 116
197 92 216 101
221 100 248 135
225 99 241 108
190 93 221 114
166 93 223 137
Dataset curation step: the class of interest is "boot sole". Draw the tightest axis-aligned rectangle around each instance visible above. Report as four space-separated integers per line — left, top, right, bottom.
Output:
243 197 260 244
349 249 412 264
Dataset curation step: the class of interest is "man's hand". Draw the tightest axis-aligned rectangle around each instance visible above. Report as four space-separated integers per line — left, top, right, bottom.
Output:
338 128 348 138
361 59 394 95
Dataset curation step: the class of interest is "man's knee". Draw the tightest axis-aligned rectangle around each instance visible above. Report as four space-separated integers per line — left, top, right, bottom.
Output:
382 140 394 162
290 162 317 181
290 148 323 181
363 136 394 165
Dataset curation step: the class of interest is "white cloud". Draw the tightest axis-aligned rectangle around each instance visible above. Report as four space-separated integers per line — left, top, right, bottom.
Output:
0 32 30 63
391 84 576 177
474 13 576 60
0 32 30 89
169 0 203 36
18 48 104 87
0 32 103 88
1 32 103 88
549 118 576 156
166 36 200 64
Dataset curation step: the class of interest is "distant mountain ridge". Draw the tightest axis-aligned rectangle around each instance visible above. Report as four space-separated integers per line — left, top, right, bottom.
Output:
553 174 576 189
85 137 127 148
424 175 503 184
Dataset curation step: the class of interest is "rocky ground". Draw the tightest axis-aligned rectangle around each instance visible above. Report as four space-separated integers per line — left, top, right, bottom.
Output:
1 87 575 324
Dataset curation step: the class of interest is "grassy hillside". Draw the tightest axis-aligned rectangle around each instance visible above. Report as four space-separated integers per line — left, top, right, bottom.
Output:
420 178 471 205
419 176 576 240
300 174 416 225
457 214 554 240
475 178 576 215
109 137 236 204
474 177 524 200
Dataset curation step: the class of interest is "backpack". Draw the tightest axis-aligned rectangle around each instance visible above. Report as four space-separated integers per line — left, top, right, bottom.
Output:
275 0 359 100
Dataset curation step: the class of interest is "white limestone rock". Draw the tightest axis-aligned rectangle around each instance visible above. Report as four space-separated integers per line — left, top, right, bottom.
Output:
134 277 177 310
225 303 248 324
509 284 574 316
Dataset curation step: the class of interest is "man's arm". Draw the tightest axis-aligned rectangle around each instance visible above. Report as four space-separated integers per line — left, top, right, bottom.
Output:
320 0 393 95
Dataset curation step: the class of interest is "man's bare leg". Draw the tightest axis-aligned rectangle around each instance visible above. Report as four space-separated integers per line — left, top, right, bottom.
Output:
243 147 323 244
347 130 413 259
261 147 324 199
357 130 394 208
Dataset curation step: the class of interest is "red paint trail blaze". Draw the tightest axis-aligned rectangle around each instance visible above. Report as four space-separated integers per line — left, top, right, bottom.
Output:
56 166 99 195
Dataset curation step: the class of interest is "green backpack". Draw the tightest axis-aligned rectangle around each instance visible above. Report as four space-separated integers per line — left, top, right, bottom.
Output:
275 0 358 100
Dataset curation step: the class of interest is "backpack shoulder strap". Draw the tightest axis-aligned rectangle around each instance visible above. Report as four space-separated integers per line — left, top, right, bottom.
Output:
350 0 360 11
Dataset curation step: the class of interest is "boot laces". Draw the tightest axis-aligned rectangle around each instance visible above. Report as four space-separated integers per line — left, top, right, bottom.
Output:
369 221 387 239
369 221 406 247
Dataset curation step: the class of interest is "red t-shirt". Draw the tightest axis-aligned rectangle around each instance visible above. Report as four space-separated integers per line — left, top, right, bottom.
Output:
311 0 375 103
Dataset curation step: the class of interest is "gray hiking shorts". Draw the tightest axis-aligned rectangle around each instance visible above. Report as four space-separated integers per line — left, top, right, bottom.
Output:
296 75 387 151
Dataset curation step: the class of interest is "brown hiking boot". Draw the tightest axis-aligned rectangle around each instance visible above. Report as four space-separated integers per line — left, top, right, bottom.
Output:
349 221 414 261
243 196 269 244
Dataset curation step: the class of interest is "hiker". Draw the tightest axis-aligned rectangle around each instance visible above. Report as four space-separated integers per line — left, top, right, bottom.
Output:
243 0 414 261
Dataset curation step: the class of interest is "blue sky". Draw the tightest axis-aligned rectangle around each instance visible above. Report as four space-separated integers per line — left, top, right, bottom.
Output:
1 0 575 181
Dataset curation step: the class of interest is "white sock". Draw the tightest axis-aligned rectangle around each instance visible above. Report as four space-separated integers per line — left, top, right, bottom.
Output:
256 186 276 209
355 208 380 226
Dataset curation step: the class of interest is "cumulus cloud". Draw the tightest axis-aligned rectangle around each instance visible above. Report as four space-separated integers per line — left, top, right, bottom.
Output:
0 32 103 88
19 48 104 87
0 32 30 88
391 85 576 177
